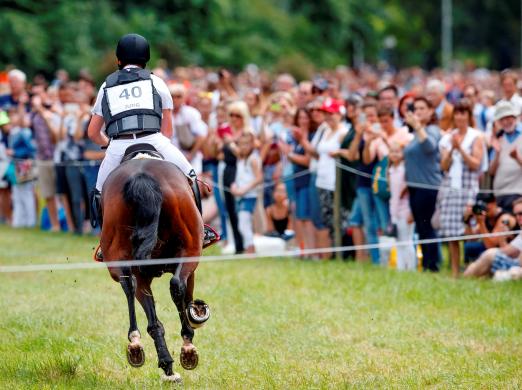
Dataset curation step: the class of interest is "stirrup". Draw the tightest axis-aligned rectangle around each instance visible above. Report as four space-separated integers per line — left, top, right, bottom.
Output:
203 224 220 249
93 244 103 262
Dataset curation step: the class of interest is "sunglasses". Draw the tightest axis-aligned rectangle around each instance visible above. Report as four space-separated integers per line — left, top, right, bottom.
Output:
229 113 243 118
515 212 522 217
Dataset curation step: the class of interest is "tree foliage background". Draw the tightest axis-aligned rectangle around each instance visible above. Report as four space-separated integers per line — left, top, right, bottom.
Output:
1 0 521 80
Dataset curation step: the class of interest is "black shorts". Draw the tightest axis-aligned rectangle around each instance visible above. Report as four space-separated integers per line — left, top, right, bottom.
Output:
55 165 69 195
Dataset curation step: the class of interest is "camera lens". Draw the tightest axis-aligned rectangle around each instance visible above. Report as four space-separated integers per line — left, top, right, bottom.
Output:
472 200 487 215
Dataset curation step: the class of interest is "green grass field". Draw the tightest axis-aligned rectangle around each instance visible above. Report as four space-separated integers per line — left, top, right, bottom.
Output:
1 225 521 389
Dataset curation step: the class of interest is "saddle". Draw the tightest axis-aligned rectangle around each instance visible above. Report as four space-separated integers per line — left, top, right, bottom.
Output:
121 143 164 163
120 142 205 216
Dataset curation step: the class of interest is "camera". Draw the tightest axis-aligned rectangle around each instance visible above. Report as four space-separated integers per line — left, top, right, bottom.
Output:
472 200 487 215
407 102 415 113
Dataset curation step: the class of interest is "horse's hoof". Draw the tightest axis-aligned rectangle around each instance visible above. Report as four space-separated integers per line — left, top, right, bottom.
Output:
179 345 198 370
127 343 145 367
161 373 182 383
186 299 210 329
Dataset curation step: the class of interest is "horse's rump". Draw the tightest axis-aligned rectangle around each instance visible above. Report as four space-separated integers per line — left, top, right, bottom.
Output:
101 159 203 265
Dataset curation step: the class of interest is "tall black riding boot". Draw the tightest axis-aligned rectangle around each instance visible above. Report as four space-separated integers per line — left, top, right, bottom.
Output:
90 189 104 261
90 188 103 228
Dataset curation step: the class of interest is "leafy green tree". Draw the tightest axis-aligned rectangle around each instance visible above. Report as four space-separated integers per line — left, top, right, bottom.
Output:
1 0 522 79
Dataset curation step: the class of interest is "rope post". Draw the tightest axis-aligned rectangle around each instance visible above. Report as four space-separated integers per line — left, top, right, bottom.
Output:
334 157 342 261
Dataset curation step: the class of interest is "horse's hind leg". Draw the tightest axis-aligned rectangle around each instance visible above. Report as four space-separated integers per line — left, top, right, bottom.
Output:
134 275 180 382
170 263 199 370
115 267 145 368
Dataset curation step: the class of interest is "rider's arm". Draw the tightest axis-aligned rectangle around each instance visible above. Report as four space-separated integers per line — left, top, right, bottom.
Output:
161 109 173 138
87 114 109 147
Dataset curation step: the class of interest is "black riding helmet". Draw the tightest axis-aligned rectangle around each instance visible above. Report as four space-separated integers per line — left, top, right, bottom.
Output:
116 33 150 69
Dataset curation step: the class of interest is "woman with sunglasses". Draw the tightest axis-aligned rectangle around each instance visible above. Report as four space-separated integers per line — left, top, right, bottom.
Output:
218 101 254 254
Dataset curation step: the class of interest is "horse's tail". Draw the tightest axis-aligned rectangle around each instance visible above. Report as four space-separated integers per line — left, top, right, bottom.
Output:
122 172 162 260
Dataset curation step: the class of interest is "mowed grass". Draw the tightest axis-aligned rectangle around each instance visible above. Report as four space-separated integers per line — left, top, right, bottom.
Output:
0 225 521 389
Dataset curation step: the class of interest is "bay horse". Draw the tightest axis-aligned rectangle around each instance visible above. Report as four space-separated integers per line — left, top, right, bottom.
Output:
100 155 209 381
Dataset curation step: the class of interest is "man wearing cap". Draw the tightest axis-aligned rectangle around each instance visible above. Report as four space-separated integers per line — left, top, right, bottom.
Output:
311 78 329 98
489 101 522 212
297 98 348 258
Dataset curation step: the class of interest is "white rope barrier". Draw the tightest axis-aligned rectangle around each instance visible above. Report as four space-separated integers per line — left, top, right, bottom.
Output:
0 229 519 274
5 156 521 195
334 160 522 195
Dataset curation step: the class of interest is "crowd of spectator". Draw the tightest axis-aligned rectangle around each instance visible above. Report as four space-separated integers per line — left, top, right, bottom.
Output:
2 64 522 278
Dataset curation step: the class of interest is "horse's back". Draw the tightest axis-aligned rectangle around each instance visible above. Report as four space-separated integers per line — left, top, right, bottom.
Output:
104 159 188 197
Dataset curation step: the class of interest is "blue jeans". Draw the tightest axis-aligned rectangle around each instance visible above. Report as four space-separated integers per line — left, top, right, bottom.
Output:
349 197 362 226
237 197 257 213
82 163 100 194
263 164 277 207
282 164 295 204
356 187 380 264
309 174 325 229
373 194 390 232
203 161 227 241
295 186 311 220
82 162 101 234
65 164 86 235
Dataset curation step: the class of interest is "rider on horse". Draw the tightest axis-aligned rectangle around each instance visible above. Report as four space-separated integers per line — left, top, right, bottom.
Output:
87 33 219 255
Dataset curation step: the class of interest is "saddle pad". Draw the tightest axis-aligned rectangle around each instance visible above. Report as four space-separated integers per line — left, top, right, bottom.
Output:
121 143 164 163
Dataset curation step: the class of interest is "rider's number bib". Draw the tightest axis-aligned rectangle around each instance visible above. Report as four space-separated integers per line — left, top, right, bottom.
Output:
106 80 154 116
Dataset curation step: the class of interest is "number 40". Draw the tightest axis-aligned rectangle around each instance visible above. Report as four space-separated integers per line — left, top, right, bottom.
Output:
119 86 142 99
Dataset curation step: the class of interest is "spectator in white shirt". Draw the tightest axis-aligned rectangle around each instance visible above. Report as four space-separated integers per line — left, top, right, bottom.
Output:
499 69 522 116
169 83 208 173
